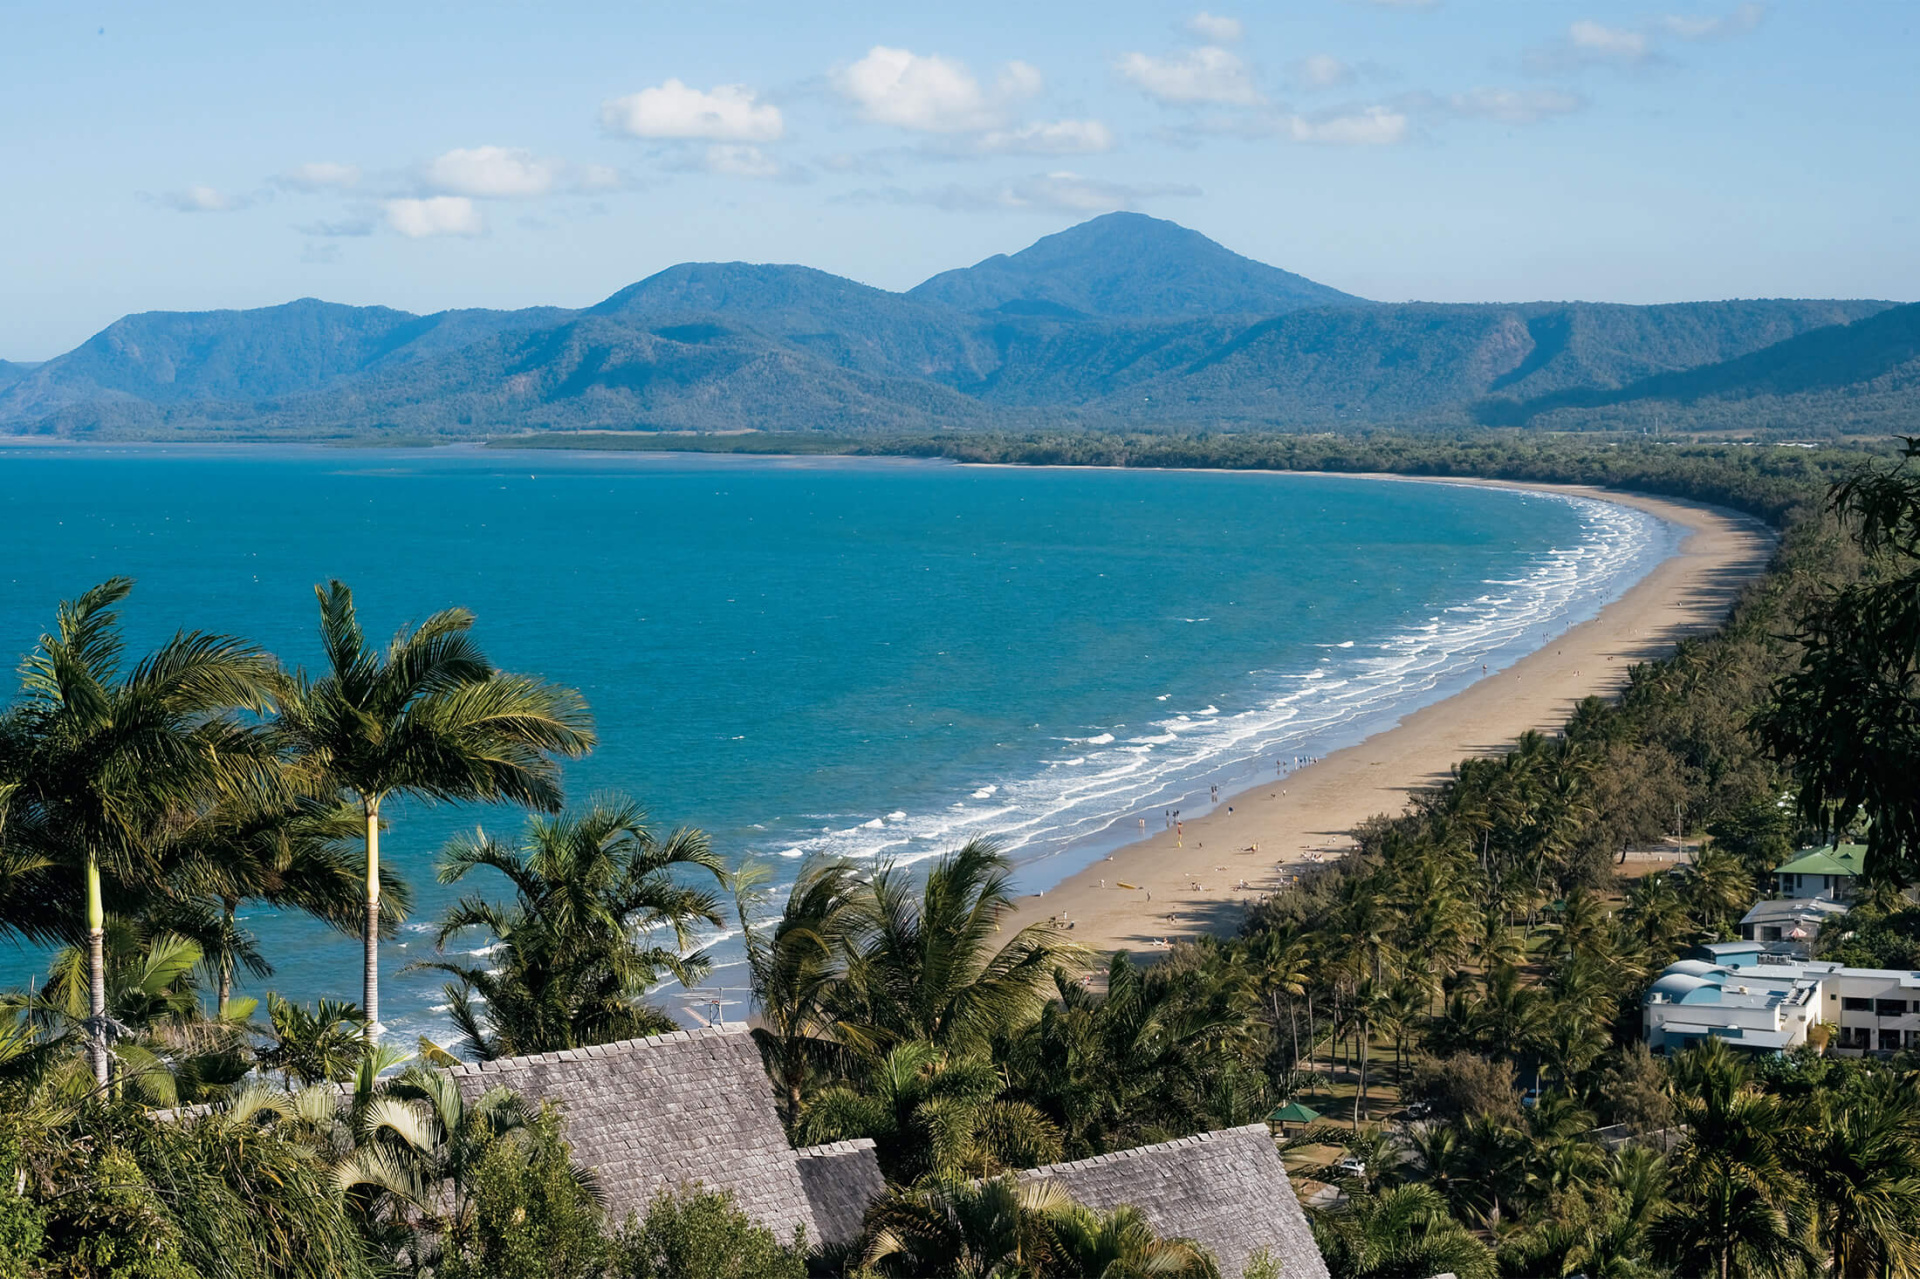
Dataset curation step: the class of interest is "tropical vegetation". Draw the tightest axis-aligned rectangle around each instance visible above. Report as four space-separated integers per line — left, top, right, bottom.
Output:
1 436 1918 1276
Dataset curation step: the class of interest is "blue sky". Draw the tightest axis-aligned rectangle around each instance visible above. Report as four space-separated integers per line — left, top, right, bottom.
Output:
3 1 1915 358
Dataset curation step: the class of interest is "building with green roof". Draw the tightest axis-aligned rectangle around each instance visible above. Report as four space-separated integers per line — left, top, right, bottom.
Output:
1773 843 1868 901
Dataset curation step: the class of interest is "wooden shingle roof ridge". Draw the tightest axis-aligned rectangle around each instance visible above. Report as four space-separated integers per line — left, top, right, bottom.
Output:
442 1021 819 1238
1013 1123 1329 1279
443 1021 749 1078
1013 1121 1275 1180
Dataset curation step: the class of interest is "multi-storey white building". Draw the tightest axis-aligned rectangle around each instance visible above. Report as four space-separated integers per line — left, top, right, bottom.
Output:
1644 945 1920 1056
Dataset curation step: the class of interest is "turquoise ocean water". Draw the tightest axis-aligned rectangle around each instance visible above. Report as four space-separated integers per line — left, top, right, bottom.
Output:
0 445 1678 1041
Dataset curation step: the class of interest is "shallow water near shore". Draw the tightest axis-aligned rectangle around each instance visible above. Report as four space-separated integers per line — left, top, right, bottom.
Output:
0 445 1677 1041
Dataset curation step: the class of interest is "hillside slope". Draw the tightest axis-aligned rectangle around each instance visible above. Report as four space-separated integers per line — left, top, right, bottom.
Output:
909 212 1365 318
0 216 1904 439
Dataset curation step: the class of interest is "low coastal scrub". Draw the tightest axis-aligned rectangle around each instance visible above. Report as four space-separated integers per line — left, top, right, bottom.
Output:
2 437 1918 1276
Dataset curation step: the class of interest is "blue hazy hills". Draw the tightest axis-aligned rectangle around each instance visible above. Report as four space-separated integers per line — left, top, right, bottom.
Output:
0 213 1906 438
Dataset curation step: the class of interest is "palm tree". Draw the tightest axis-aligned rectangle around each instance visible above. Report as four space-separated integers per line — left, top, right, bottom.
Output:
1649 1163 1812 1279
274 581 596 1033
1310 1183 1497 1279
162 795 404 1017
0 578 279 1085
801 1040 1063 1182
736 856 863 1125
862 1173 1068 1278
417 797 724 1059
1045 1201 1220 1278
256 993 369 1086
1788 1080 1920 1279
841 838 1088 1053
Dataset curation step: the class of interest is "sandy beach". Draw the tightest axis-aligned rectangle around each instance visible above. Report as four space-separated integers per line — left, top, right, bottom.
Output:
1006 477 1776 954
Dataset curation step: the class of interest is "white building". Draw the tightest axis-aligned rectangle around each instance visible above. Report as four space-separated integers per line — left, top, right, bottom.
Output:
1644 947 1920 1056
1738 897 1849 960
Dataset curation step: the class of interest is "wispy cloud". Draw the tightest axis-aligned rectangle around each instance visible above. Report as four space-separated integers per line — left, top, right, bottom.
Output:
974 119 1115 156
295 217 376 237
1187 12 1244 43
157 185 252 213
834 46 1040 133
849 170 1199 214
1658 3 1767 40
1290 54 1356 91
1441 87 1586 125
1117 45 1263 106
421 146 564 198
384 196 483 238
276 162 359 192
601 79 785 142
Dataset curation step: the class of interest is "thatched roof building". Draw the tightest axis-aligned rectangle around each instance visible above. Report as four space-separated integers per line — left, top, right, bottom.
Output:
446 1024 871 1246
1016 1124 1329 1279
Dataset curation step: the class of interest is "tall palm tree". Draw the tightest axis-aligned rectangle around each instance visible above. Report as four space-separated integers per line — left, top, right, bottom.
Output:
161 794 404 1016
418 797 724 1058
841 838 1088 1053
274 581 596 1032
0 578 278 1085
1788 1080 1920 1279
1310 1183 1498 1279
735 856 863 1125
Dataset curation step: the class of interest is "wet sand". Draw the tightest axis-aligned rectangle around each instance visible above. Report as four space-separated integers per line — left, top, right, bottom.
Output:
1006 477 1775 954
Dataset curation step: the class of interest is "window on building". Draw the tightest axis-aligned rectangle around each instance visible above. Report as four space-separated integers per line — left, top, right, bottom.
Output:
1762 927 1782 941
1882 1029 1904 1052
1877 999 1908 1017
1842 997 1873 1012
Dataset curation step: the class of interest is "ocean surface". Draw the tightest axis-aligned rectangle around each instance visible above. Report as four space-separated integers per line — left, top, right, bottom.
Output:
0 445 1680 1043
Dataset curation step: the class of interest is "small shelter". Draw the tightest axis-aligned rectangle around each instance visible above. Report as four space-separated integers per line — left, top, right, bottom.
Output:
1268 1100 1322 1131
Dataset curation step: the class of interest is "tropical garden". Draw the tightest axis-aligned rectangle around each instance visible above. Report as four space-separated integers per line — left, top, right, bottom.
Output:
0 435 1918 1277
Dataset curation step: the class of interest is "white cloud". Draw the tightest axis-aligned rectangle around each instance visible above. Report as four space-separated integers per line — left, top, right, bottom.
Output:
854 170 1199 214
600 79 784 142
278 161 359 192
835 46 1037 132
1292 54 1354 90
1659 3 1766 39
1569 20 1652 60
296 217 375 237
422 146 562 198
1117 46 1262 106
1187 12 1243 43
384 196 483 238
1279 106 1408 145
160 185 249 212
701 144 783 178
1446 87 1585 124
975 119 1115 155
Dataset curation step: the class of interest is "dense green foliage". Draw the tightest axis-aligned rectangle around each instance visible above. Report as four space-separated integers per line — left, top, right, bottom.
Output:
4 437 1920 1277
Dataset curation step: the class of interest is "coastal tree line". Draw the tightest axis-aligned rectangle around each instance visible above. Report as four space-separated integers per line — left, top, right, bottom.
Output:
0 434 1917 1277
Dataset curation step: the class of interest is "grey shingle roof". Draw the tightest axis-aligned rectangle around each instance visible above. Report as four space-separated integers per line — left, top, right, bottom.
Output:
794 1139 887 1247
447 1025 843 1241
1015 1124 1329 1279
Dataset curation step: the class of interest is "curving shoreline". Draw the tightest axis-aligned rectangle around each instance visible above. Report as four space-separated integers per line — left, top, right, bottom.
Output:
1002 476 1777 955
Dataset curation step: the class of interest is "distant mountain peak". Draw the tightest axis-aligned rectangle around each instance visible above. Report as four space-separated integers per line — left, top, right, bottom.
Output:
907 213 1368 319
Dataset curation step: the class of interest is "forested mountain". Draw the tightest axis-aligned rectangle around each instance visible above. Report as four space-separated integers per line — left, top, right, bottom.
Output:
1478 301 1920 432
907 211 1365 318
0 213 1903 439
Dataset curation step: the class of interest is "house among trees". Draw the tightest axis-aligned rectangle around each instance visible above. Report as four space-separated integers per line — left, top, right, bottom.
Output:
449 1024 1329 1279
1739 895 1848 958
1644 951 1920 1056
1771 841 1868 900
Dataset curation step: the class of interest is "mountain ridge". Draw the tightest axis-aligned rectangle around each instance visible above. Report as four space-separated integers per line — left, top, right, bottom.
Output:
0 215 1903 439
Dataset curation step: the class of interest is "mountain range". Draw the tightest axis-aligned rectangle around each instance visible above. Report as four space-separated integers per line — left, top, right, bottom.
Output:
1 213 1909 439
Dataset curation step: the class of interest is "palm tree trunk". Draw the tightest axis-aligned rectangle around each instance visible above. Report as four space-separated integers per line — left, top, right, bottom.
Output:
363 798 381 1036
86 852 108 1088
1353 1016 1368 1133
218 898 236 1018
